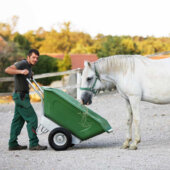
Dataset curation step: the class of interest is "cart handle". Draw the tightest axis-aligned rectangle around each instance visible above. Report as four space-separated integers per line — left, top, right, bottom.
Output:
32 78 43 94
26 78 43 99
27 77 45 117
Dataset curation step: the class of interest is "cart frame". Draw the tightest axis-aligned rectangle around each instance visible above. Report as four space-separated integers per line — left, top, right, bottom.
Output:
27 78 113 150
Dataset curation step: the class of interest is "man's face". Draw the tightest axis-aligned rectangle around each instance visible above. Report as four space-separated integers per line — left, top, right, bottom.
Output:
27 53 39 66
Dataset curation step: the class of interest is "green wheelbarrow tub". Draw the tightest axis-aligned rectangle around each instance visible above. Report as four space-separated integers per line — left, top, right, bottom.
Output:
43 87 112 141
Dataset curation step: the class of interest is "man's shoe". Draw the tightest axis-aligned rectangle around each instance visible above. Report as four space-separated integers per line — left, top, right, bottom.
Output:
9 145 27 151
29 144 47 150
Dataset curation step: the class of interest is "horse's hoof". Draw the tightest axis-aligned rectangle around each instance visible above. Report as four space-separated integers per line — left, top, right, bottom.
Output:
129 145 137 150
120 145 129 149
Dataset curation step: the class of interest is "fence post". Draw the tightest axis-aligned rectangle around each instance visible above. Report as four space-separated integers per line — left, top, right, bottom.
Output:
76 68 81 100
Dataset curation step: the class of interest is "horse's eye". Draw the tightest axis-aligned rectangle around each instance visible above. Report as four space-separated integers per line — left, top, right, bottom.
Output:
87 77 93 81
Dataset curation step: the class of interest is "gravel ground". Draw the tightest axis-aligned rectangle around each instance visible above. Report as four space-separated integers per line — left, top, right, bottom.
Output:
0 91 170 170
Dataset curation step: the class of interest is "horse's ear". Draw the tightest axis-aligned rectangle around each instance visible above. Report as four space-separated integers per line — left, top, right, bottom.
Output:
84 61 91 68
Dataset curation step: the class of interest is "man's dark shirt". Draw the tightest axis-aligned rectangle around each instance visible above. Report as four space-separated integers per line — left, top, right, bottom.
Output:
14 60 32 92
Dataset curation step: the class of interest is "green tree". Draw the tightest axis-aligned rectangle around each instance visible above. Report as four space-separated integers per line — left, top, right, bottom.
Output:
0 37 25 92
121 38 138 54
70 32 95 54
24 28 46 50
58 54 71 72
97 36 124 58
70 41 90 54
39 29 60 53
13 33 30 53
24 31 39 49
32 55 59 85
39 22 95 54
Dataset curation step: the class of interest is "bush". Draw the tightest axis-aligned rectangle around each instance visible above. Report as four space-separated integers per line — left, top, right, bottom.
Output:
0 39 25 92
32 55 60 85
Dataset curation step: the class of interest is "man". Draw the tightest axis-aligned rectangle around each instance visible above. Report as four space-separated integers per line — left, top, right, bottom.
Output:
5 49 47 151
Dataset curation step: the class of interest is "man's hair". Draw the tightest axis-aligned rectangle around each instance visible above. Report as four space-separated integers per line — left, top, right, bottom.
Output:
27 49 40 57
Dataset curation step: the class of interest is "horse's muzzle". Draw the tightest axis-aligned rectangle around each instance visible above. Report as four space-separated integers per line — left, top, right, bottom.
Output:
81 92 92 105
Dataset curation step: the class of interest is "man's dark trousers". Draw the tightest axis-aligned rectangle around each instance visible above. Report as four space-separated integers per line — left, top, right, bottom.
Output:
8 93 39 147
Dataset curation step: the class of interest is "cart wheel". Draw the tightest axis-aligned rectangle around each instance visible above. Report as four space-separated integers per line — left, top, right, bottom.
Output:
48 127 72 151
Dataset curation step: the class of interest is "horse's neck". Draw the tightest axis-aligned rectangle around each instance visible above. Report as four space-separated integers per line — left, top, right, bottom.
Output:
100 74 116 83
94 59 117 83
95 57 117 75
96 55 140 75
94 56 137 83
94 58 110 74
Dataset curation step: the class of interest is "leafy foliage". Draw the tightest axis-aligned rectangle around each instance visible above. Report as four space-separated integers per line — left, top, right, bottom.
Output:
32 55 59 85
13 33 30 53
1 17 170 59
0 37 25 92
58 54 71 72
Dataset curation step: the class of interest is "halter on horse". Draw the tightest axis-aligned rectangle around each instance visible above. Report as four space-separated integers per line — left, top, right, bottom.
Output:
80 63 100 95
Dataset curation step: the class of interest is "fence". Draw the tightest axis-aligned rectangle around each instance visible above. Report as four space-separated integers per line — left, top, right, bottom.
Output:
0 68 82 100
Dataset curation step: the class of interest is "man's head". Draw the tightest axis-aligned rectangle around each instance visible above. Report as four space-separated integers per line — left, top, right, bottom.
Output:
27 49 39 66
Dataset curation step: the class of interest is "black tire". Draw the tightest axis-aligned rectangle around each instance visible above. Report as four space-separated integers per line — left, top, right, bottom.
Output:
48 127 72 151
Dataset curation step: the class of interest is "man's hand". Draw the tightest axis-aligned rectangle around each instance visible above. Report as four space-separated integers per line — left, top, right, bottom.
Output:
20 69 29 75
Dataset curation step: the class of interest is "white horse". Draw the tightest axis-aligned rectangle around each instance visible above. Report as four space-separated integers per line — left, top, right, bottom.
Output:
80 55 170 150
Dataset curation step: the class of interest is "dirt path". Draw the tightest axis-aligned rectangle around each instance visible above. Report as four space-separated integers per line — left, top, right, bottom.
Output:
1 92 170 170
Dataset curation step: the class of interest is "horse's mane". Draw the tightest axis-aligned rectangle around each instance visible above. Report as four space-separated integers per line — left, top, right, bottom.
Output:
93 55 148 74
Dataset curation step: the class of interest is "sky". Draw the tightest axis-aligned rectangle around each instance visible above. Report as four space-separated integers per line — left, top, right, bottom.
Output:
0 0 170 37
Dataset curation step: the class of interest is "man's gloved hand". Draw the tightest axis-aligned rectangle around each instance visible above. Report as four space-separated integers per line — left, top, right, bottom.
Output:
20 69 29 75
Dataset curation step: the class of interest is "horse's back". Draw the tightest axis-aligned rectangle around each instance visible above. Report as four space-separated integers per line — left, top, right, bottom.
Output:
139 57 170 77
136 57 170 104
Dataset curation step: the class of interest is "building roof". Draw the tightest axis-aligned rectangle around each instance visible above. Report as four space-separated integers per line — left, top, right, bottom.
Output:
70 54 98 69
149 55 170 60
41 53 98 69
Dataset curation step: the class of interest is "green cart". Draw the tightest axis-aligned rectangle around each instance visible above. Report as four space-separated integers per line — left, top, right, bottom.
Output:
27 78 113 151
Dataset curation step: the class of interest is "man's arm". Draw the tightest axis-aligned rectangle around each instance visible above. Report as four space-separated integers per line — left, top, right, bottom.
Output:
5 65 29 75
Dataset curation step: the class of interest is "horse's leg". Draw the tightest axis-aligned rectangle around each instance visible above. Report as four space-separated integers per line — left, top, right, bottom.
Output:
128 96 141 150
121 99 133 149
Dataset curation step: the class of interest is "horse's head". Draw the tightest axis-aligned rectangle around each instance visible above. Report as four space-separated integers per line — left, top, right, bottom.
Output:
80 61 102 105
